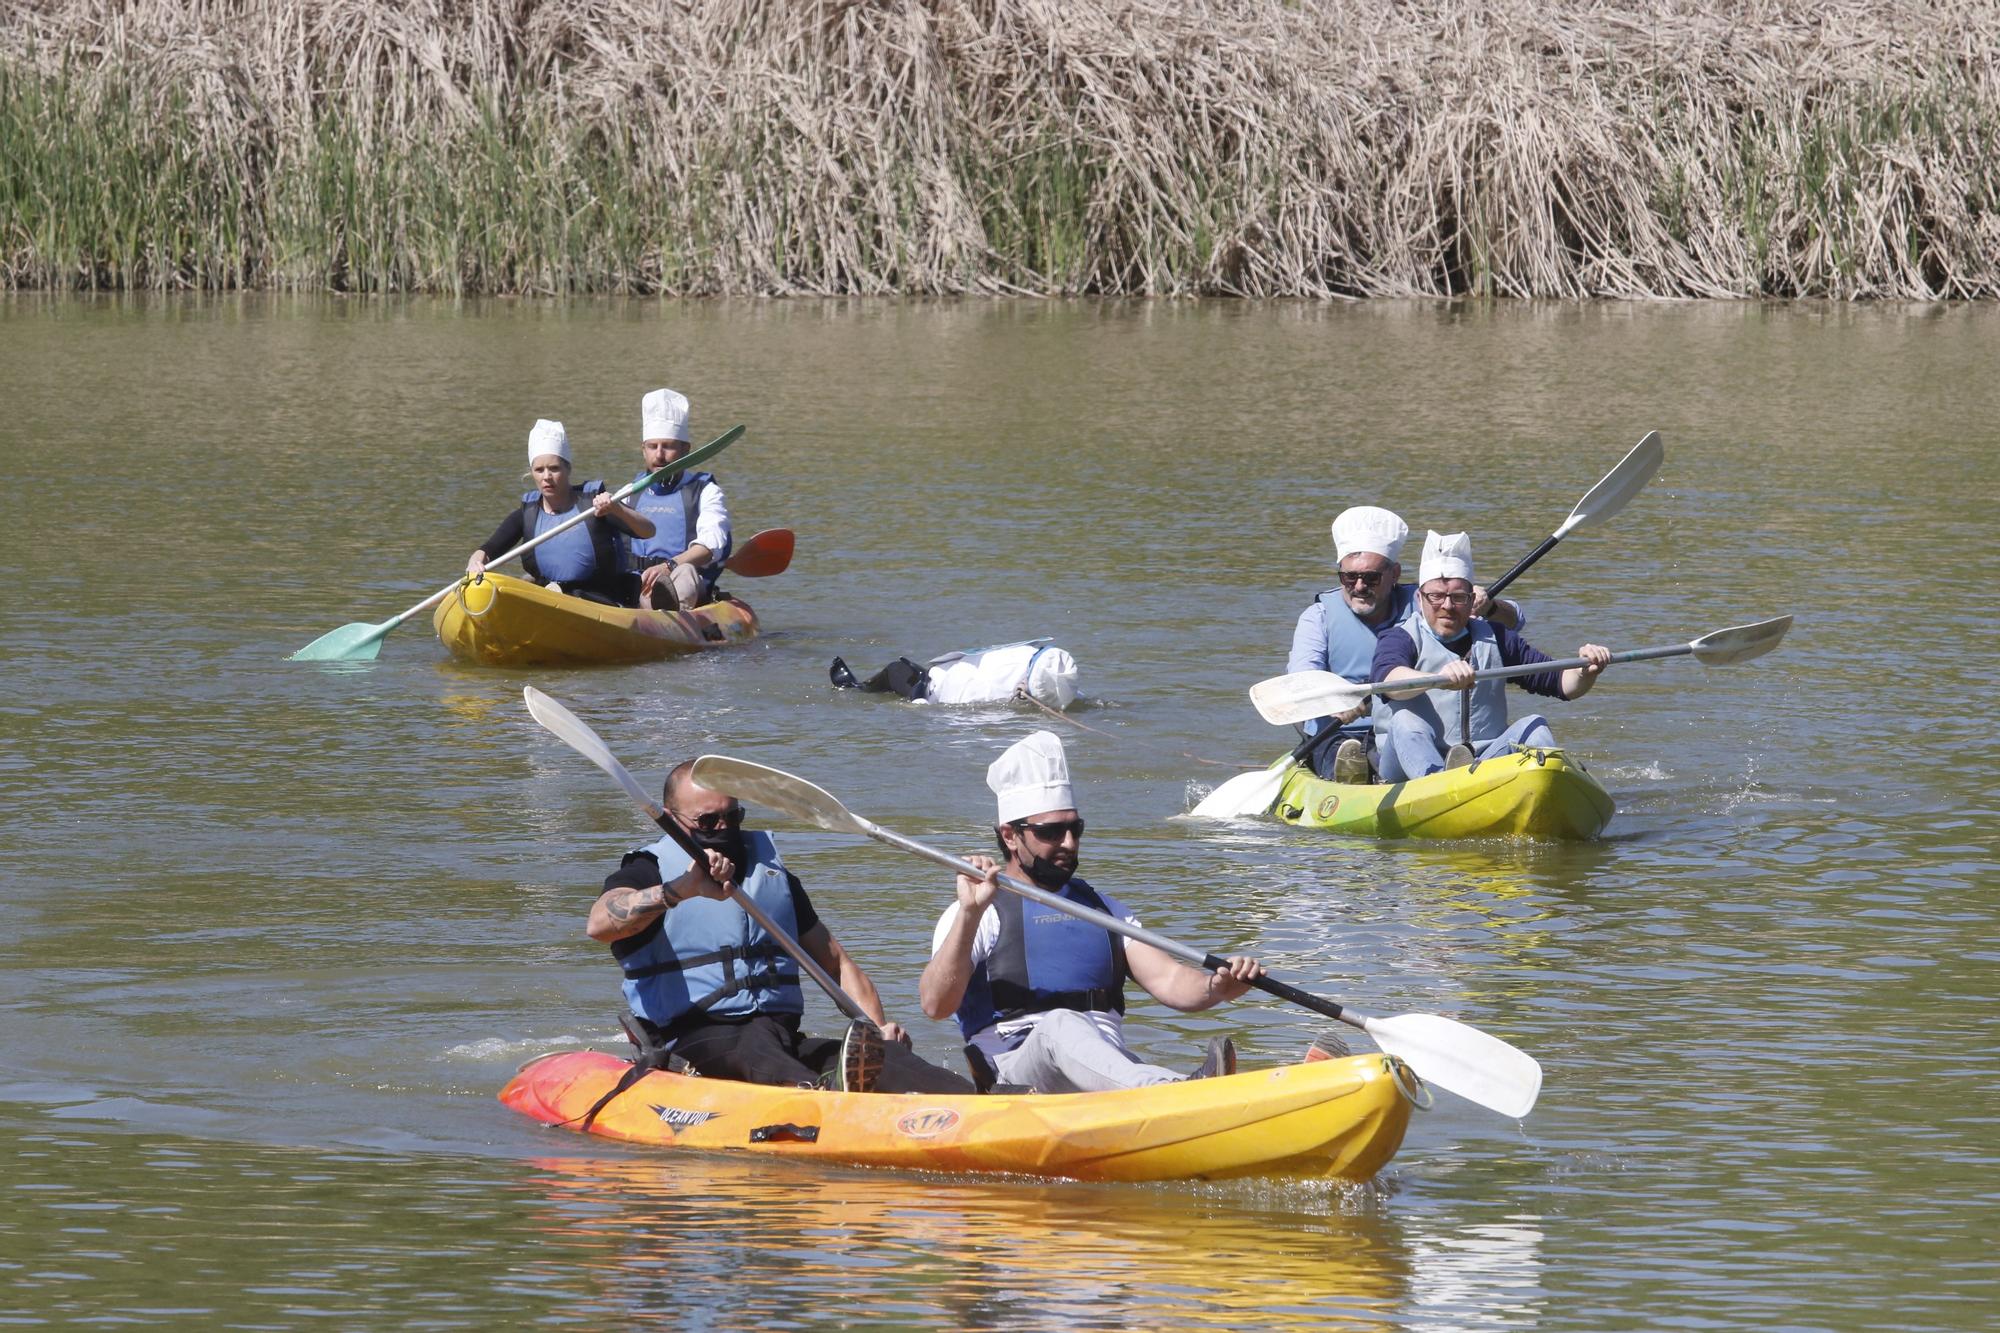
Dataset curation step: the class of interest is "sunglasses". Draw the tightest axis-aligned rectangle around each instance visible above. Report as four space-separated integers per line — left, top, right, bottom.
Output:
1337 568 1387 588
1012 817 1086 843
678 803 745 834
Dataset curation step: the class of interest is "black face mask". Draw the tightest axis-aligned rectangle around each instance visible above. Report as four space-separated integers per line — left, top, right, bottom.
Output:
1017 847 1073 891
685 827 749 880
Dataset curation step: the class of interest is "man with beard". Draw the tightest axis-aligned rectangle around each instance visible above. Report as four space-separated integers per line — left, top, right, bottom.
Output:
589 761 973 1094
918 731 1267 1094
1287 506 1522 783
628 388 732 611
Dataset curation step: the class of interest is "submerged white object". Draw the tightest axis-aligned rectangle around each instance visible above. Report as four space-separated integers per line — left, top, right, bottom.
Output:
924 639 1079 709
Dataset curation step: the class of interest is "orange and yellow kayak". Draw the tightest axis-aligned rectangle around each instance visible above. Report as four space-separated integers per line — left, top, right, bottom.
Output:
431 572 759 667
500 1048 1416 1182
1274 747 1614 840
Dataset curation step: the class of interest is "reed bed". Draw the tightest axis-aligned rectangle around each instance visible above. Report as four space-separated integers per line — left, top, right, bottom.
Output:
3 0 1997 297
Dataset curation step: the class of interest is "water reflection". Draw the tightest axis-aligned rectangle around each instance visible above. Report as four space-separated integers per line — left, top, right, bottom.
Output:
516 1153 1547 1330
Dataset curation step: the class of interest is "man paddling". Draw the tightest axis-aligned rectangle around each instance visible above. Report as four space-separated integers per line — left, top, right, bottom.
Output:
1371 531 1612 781
628 389 732 611
919 731 1266 1093
1287 506 1521 784
589 761 972 1094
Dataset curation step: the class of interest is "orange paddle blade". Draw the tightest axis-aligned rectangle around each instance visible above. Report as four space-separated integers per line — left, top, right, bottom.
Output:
724 528 794 578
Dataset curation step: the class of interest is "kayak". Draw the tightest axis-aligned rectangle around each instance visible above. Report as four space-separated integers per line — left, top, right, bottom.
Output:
1274 746 1614 840
499 1048 1417 1182
431 572 759 666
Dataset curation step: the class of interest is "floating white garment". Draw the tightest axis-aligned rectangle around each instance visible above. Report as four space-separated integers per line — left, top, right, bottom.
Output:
924 640 1079 709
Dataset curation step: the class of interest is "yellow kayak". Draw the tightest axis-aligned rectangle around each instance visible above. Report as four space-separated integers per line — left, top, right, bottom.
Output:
431 572 759 666
1274 747 1614 840
500 1048 1416 1182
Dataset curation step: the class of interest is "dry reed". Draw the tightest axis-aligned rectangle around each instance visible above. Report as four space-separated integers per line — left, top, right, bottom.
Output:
3 0 1997 297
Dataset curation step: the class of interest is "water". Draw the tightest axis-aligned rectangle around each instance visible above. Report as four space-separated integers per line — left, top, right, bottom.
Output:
1 295 1994 1330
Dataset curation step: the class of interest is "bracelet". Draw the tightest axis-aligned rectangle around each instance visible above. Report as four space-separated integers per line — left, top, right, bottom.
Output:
659 881 683 909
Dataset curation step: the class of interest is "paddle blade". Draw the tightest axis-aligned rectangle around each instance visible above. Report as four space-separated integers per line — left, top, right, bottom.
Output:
691 756 867 835
1556 430 1663 537
289 621 390 662
1362 1013 1543 1117
724 528 795 578
1187 763 1291 819
1689 614 1793 665
1249 671 1371 727
523 688 659 814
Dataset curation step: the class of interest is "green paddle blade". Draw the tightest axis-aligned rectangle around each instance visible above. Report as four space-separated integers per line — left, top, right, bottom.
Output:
289 621 391 662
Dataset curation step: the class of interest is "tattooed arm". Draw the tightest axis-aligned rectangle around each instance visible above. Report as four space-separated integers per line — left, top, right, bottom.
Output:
587 847 734 943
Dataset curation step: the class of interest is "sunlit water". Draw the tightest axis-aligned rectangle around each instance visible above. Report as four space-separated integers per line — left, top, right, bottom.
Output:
1 296 1994 1329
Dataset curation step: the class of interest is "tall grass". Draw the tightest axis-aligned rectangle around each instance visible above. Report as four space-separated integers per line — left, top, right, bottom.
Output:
3 0 1997 297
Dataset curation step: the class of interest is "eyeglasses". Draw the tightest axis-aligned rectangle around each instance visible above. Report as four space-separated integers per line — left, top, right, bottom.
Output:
677 803 744 834
1422 589 1474 609
1012 817 1086 843
1337 568 1386 588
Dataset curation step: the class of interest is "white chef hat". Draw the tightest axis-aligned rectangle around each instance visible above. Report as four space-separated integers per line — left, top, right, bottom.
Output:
1330 506 1409 562
1418 530 1474 584
642 388 691 444
528 418 571 466
988 730 1076 823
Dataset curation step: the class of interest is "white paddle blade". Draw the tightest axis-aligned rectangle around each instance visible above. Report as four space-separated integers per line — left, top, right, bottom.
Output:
1187 763 1291 819
1362 1013 1543 1118
522 688 657 813
1249 671 1372 727
691 756 866 835
1690 614 1793 665
1556 430 1664 537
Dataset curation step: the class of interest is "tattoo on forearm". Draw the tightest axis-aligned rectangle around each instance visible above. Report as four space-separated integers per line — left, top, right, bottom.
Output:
605 886 664 926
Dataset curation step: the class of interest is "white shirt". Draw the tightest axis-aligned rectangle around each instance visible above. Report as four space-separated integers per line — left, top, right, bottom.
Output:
930 898 1143 1057
690 479 730 557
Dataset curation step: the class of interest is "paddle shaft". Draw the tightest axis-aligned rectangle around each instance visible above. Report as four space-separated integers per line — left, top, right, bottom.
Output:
1481 534 1558 601
858 821 1361 1031
1381 641 1688 699
374 471 651 634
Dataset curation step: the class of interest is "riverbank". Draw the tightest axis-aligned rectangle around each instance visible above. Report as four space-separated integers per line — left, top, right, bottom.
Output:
4 0 1996 297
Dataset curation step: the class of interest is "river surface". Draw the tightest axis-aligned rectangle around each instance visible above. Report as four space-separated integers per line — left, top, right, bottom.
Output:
1 296 1994 1330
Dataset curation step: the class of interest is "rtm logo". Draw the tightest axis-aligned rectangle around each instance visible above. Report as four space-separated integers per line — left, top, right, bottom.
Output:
896 1108 961 1139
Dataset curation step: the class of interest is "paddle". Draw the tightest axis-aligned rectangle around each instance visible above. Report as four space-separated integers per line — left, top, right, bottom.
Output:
520 686 877 1027
721 528 794 578
290 426 747 662
1186 761 1295 820
689 755 1543 1117
1482 430 1663 600
1249 614 1793 727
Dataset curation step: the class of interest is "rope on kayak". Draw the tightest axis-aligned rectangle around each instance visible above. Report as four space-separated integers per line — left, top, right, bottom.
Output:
1389 1057 1434 1110
568 1016 677 1131
1012 686 1262 771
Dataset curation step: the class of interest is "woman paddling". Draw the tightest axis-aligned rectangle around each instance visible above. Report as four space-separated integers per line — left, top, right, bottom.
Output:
466 418 655 606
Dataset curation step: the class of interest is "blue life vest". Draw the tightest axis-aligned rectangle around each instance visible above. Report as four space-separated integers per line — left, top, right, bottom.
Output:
519 480 614 586
1313 583 1418 737
952 876 1130 1041
1374 607 1509 747
612 830 804 1036
628 471 729 574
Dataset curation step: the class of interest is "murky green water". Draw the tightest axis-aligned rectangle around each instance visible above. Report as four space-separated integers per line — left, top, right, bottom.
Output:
2 295 1994 1330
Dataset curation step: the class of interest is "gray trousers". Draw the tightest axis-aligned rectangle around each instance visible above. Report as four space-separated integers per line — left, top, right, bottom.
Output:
991 1009 1183 1094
